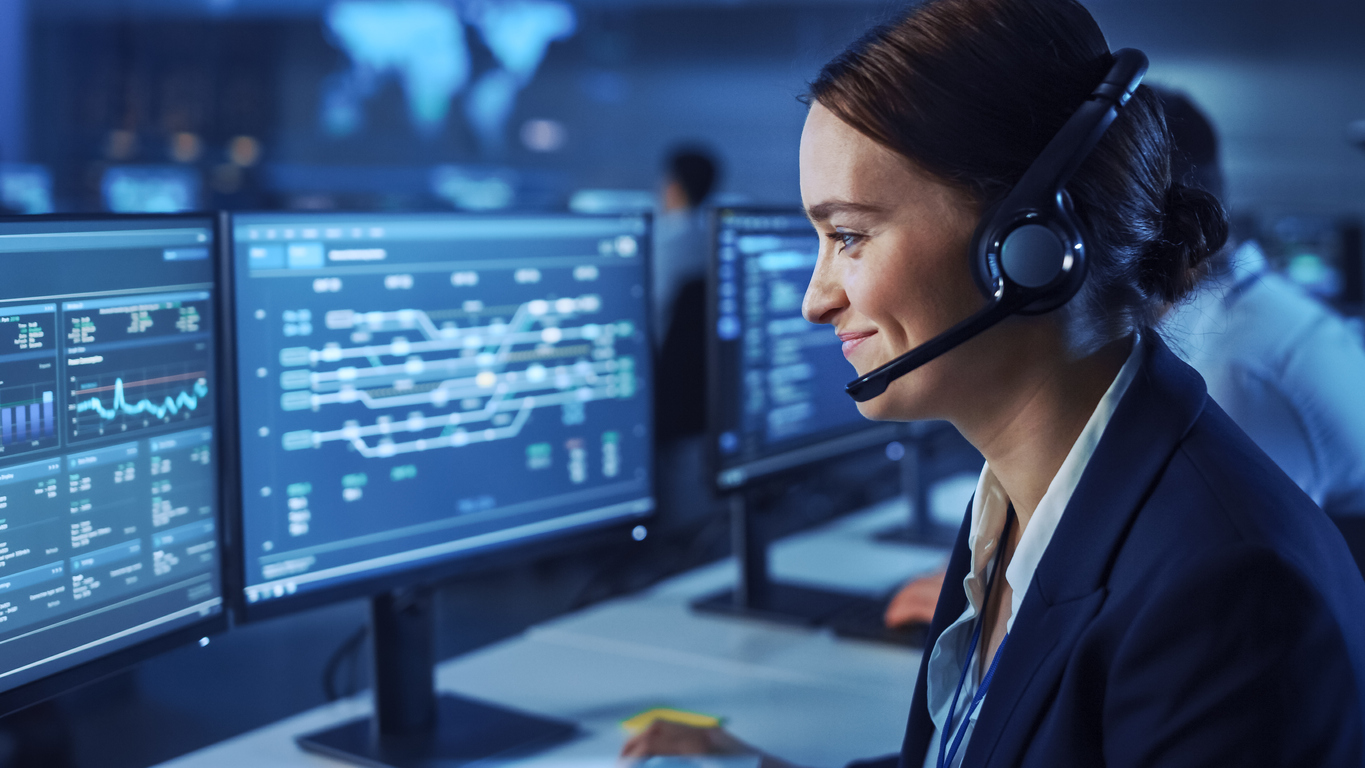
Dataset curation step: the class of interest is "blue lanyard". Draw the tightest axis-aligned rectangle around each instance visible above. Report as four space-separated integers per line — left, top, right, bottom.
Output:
937 512 1014 768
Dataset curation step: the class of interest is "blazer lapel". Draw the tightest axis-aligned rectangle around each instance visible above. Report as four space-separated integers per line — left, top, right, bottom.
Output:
960 584 1106 767
960 335 1209 768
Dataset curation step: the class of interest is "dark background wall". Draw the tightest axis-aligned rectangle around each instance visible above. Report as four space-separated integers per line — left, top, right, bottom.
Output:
14 0 1365 216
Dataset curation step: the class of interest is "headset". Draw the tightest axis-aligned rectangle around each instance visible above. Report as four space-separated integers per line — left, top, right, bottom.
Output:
844 48 1149 402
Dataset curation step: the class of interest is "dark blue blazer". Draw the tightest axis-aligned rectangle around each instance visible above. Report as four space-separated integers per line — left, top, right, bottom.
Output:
860 335 1365 768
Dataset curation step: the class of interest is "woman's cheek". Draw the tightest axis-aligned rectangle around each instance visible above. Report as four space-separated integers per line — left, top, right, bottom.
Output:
851 255 892 317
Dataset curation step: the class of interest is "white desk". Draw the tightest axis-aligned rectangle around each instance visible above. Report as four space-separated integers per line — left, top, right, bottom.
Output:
156 500 948 768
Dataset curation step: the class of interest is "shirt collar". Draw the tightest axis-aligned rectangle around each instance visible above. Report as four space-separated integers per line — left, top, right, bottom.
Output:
962 334 1147 632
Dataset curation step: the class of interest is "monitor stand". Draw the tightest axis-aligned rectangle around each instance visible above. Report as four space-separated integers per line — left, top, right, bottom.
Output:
297 586 579 768
872 435 949 545
691 492 909 641
873 424 964 548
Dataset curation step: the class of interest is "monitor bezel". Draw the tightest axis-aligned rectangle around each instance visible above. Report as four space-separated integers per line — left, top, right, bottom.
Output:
706 206 903 494
0 211 230 718
219 210 658 624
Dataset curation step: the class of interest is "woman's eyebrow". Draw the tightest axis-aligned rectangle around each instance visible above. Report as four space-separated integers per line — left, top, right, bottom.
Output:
805 200 889 224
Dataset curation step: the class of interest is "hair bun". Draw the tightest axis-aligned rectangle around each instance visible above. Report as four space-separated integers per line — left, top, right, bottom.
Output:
1141 182 1229 303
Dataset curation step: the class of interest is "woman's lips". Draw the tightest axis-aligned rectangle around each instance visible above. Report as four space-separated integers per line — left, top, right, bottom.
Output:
838 331 875 359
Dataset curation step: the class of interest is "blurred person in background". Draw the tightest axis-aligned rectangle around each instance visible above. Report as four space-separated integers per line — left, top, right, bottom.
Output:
1159 88 1365 521
882 86 1365 631
655 145 721 441
652 145 723 547
653 145 720 347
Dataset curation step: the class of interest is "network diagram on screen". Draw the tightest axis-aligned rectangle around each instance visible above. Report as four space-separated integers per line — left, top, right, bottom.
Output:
0 219 222 695
233 214 654 604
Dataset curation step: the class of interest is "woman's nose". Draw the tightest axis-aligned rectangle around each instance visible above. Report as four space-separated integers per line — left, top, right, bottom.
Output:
803 249 847 325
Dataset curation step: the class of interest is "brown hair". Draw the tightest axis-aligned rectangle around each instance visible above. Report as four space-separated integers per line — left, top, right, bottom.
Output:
808 0 1227 353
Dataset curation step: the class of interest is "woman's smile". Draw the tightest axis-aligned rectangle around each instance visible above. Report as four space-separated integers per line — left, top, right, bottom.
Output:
837 329 877 360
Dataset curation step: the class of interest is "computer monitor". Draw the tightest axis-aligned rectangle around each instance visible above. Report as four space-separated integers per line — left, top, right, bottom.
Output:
0 214 226 716
224 211 654 767
102 166 201 214
697 207 916 642
1256 215 1362 306
709 208 900 491
0 164 54 215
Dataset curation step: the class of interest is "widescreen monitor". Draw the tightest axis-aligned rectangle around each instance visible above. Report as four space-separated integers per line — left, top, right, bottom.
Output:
227 212 655 616
697 208 917 641
0 215 225 714
709 207 899 491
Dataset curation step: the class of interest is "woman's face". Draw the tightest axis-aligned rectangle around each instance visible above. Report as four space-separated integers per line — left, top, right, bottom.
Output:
799 102 996 421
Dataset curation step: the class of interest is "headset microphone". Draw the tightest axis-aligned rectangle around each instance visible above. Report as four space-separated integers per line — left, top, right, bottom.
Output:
844 48 1149 403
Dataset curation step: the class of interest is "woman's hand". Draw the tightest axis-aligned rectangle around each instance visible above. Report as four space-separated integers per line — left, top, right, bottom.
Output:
621 720 753 760
620 720 800 768
884 569 947 628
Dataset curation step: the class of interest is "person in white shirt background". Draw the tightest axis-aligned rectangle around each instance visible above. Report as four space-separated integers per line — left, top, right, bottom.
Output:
1157 88 1365 521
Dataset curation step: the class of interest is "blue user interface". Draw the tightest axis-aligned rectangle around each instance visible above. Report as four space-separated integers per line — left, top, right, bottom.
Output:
0 217 222 694
712 209 877 485
232 213 654 605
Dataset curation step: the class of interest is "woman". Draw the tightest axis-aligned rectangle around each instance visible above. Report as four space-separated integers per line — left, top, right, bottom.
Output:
622 0 1365 765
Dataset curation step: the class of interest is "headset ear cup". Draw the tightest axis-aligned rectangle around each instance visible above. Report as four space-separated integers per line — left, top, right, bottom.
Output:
1000 224 1067 288
969 200 1007 298
1015 204 1087 315
970 198 1081 313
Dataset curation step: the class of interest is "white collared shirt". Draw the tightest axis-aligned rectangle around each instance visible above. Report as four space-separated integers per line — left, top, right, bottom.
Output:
1163 241 1365 518
921 336 1145 768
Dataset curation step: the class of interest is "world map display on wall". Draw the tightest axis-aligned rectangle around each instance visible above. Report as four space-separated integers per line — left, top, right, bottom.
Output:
320 0 576 153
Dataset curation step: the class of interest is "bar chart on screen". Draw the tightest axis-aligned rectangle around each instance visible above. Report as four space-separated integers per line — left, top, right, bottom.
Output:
0 304 60 456
0 386 58 450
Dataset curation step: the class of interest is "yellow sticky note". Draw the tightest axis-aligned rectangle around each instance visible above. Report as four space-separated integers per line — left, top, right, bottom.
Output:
621 707 723 734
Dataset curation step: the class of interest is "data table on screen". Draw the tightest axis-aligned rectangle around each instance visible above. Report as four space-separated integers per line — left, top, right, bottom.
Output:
711 209 891 489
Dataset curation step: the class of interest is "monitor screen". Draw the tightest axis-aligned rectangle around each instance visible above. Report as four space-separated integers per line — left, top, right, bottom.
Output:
0 216 223 701
230 213 654 608
711 208 898 489
101 166 201 214
1259 214 1350 302
0 164 54 215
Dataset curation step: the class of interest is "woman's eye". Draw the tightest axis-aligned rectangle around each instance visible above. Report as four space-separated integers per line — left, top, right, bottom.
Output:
826 231 863 252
